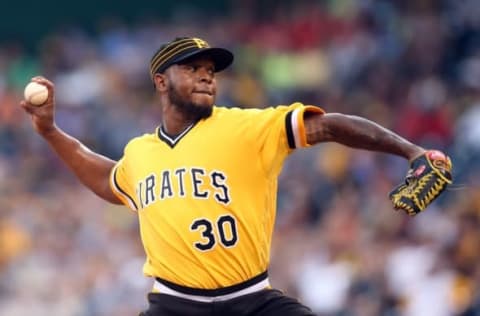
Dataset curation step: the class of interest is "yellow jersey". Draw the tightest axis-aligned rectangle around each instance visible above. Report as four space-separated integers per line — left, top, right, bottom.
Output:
110 102 323 290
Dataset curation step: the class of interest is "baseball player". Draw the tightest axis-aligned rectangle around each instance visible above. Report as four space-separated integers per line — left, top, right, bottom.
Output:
20 37 452 316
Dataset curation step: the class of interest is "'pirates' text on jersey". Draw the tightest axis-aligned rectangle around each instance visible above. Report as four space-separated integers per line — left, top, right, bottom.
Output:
110 103 324 289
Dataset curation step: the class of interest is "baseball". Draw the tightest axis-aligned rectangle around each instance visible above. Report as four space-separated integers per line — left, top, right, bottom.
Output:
24 82 49 106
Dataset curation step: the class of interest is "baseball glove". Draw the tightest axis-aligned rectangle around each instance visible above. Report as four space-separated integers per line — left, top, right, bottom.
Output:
389 150 452 216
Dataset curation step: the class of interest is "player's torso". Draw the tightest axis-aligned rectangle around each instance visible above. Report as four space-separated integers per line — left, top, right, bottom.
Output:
129 108 276 289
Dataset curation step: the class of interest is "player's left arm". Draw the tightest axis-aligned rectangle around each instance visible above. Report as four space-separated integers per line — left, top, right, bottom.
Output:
304 112 425 161
304 112 453 215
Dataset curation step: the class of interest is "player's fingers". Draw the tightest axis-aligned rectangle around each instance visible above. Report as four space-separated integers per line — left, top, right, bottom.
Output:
32 77 54 89
20 100 35 114
21 98 49 112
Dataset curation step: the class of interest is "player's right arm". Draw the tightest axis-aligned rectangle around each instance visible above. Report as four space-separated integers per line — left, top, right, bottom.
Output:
20 76 122 204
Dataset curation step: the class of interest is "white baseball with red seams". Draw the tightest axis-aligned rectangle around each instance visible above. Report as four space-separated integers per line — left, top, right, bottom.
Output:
24 82 49 106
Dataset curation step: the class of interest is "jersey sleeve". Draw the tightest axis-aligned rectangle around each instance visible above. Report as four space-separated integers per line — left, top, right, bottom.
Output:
110 157 139 211
252 102 324 176
284 104 325 149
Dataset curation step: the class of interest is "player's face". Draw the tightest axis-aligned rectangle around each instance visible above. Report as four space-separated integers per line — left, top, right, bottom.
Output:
166 57 217 119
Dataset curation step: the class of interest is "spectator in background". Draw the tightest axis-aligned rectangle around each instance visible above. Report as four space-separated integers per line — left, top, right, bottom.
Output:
395 76 453 149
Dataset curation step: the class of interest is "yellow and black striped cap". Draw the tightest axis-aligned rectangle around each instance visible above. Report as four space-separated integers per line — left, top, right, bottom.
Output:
149 37 234 80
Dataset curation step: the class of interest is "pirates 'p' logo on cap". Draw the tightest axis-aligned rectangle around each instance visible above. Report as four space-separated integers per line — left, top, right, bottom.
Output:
192 38 209 48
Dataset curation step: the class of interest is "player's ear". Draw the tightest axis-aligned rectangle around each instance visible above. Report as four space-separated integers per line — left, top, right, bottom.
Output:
153 73 167 92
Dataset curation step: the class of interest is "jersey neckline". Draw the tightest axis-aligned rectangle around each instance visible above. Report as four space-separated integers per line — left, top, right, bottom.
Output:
157 122 196 148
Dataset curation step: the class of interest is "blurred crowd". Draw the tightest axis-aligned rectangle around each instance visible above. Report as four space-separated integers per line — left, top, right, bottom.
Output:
1 0 480 315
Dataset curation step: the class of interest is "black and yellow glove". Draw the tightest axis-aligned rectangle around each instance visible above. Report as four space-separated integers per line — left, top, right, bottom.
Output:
389 150 453 216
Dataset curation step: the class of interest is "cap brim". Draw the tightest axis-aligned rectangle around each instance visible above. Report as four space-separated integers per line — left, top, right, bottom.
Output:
173 47 234 72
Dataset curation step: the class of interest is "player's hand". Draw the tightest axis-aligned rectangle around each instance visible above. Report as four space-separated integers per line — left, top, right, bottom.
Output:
20 76 57 136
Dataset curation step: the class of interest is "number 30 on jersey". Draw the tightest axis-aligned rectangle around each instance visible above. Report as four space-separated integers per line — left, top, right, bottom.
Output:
190 215 238 251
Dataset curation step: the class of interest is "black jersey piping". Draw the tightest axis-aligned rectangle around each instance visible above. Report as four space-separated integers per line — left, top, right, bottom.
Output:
113 167 138 210
158 123 196 148
155 270 268 296
285 110 295 149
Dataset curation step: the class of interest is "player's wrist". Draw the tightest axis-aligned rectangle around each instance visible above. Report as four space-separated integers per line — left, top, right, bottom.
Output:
37 123 59 138
406 146 426 163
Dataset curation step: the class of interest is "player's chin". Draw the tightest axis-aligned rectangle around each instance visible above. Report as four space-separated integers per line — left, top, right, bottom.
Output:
192 93 215 107
189 101 214 119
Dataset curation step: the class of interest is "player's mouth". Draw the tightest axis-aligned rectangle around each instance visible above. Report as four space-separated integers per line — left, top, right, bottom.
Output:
193 91 213 96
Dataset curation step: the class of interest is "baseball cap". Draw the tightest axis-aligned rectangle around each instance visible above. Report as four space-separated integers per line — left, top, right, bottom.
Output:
149 37 234 80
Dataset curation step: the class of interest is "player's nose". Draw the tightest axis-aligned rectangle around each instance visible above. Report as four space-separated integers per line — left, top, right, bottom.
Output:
197 67 213 83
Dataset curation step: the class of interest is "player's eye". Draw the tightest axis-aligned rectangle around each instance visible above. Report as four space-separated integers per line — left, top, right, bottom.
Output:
181 64 195 72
